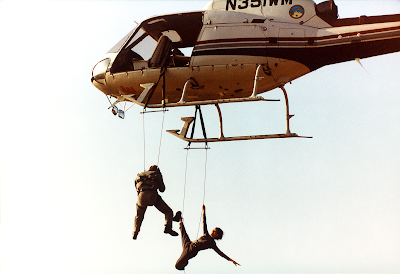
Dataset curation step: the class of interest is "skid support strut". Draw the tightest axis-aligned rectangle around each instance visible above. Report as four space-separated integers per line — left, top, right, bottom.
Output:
279 85 295 136
187 105 208 147
215 104 224 139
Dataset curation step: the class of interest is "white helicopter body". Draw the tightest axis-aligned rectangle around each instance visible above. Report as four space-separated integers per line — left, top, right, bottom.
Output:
91 0 400 141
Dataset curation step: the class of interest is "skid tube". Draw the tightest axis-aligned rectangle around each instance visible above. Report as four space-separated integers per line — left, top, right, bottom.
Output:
167 86 311 143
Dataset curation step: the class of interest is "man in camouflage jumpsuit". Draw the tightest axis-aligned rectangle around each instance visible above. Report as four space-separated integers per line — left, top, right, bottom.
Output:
132 165 179 239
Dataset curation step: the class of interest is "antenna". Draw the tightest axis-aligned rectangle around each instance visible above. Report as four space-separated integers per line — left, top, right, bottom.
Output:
355 58 370 75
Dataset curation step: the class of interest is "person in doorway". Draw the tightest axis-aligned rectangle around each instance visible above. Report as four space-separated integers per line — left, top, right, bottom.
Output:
132 165 179 240
175 205 240 270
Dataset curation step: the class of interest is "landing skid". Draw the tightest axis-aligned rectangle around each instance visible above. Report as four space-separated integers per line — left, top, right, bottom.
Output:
167 129 308 143
167 85 312 143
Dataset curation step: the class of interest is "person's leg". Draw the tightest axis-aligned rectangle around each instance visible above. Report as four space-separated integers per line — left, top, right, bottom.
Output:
132 204 146 239
175 223 190 270
175 255 188 271
179 221 191 248
175 221 198 270
155 196 177 236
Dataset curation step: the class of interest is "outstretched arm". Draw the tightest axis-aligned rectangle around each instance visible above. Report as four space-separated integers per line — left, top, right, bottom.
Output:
213 246 240 266
202 204 208 235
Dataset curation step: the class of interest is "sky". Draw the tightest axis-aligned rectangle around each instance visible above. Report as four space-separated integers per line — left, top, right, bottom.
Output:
1 0 399 274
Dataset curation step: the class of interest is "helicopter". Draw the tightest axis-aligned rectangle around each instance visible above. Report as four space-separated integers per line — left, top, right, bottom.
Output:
91 0 400 143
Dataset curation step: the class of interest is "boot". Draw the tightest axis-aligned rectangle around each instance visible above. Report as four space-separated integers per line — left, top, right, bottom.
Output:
132 231 138 240
173 211 182 222
164 226 178 236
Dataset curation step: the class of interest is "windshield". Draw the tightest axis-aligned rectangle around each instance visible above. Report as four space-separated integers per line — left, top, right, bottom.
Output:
107 26 158 59
109 27 158 73
108 27 137 53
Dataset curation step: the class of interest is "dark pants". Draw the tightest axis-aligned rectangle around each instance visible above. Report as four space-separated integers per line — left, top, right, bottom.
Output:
175 222 198 270
133 194 173 235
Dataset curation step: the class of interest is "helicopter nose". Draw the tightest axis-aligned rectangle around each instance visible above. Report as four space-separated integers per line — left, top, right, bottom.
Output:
91 58 111 85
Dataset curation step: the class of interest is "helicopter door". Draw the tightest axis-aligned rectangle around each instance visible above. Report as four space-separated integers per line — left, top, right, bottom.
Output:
148 36 173 68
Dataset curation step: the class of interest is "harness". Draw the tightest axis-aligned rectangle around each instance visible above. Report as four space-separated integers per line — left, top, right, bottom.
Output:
135 171 162 208
136 174 157 193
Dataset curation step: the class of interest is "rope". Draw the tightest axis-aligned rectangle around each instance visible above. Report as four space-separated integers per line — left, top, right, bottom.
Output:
180 106 209 239
182 148 189 215
157 110 166 166
125 102 135 113
182 145 208 238
202 148 208 206
142 108 166 170
196 212 203 239
142 110 146 171
196 148 208 238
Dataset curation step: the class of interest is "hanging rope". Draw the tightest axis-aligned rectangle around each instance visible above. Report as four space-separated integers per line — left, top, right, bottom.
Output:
142 108 166 171
182 148 190 215
142 110 146 171
156 110 166 166
202 148 208 206
196 148 208 238
181 145 209 238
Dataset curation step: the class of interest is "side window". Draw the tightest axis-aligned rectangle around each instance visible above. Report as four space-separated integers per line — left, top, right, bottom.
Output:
129 35 158 61
124 29 157 61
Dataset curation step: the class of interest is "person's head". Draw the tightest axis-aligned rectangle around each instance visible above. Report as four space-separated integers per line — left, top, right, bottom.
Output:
149 165 159 171
211 227 223 240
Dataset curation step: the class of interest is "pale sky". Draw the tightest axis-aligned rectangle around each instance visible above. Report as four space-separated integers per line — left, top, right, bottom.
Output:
1 1 400 274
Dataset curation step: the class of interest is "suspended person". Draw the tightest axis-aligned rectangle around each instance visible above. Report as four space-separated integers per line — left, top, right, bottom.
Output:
175 205 240 270
132 165 180 239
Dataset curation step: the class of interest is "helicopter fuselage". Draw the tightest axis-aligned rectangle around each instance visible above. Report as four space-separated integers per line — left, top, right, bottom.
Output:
91 0 400 108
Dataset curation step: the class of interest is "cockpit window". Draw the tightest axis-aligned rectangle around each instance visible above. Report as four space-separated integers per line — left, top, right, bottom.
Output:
107 26 157 59
107 27 137 53
124 29 157 61
124 28 146 51
109 27 158 73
